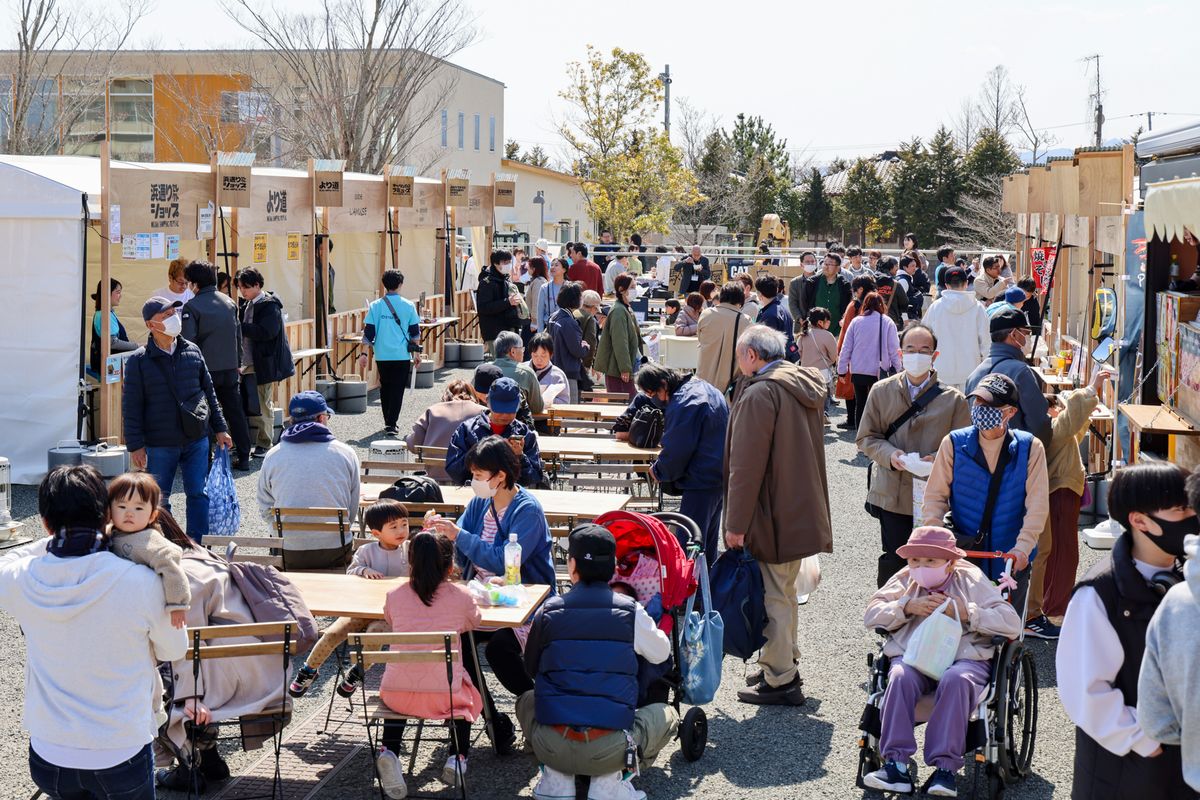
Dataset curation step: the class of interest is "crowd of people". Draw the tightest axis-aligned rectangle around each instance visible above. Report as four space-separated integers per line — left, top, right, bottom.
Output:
11 241 1200 800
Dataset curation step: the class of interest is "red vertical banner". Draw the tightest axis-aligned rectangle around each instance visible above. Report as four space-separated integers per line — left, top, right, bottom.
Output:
1030 245 1058 291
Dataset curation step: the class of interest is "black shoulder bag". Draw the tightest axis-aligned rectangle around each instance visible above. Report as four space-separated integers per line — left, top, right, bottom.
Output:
865 383 945 517
150 353 211 440
723 310 745 400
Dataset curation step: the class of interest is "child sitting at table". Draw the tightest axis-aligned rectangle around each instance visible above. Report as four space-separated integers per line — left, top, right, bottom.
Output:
374 531 483 799
288 499 410 699
862 526 1022 797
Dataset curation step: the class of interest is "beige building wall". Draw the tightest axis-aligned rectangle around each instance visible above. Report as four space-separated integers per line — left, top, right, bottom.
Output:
497 159 592 245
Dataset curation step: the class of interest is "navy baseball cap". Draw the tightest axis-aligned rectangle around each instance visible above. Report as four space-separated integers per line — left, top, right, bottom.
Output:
473 363 504 394
289 390 332 423
487 377 521 414
142 296 183 321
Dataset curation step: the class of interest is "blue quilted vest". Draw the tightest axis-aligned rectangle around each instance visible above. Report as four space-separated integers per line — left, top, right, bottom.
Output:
948 427 1036 579
533 583 638 731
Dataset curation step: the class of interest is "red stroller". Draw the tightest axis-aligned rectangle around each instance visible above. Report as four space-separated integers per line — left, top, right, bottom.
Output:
593 510 710 761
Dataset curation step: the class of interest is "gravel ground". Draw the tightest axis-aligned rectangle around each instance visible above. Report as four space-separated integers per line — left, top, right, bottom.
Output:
0 367 1096 798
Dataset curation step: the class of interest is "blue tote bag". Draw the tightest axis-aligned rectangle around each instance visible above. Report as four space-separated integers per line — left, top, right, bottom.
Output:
680 553 724 705
709 547 767 661
206 447 241 538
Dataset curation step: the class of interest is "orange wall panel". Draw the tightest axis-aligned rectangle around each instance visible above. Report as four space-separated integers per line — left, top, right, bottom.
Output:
153 73 251 162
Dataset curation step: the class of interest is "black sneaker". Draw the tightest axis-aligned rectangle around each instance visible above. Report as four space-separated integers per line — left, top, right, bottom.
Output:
336 664 364 698
383 425 400 436
289 665 318 697
489 711 516 755
926 767 958 797
736 674 806 706
1024 615 1061 640
156 764 206 793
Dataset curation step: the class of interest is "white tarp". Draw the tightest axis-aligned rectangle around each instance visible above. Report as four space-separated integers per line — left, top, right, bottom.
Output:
0 162 86 484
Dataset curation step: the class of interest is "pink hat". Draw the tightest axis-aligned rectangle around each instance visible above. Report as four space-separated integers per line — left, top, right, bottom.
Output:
896 526 966 561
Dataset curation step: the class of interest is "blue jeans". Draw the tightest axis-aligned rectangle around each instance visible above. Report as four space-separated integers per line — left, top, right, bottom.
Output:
29 742 155 800
147 436 209 542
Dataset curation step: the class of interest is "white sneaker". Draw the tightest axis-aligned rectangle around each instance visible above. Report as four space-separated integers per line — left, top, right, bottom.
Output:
440 755 467 787
797 593 810 605
587 771 647 800
532 765 576 799
375 748 407 799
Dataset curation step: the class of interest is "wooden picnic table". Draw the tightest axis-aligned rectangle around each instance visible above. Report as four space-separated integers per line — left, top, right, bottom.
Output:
548 403 626 421
537 435 660 461
360 485 633 519
287 572 550 626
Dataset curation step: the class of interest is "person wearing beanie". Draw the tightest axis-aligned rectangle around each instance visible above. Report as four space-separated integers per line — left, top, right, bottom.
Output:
986 284 1029 318
863 526 1022 796
445 377 545 488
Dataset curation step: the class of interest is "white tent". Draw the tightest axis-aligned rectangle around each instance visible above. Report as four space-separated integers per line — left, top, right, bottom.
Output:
0 161 88 484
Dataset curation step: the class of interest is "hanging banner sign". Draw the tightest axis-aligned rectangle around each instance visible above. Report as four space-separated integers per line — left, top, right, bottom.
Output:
460 184 494 227
109 165 211 238
326 178 386 234
287 232 301 261
242 175 310 236
109 205 121 241
396 182 446 228
388 172 415 208
494 178 516 208
216 164 252 208
446 172 469 208
314 170 344 207
253 233 268 264
1031 245 1057 291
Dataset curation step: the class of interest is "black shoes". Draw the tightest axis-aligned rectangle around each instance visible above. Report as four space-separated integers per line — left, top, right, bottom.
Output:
336 664 364 698
736 675 806 706
198 749 231 782
490 711 516 755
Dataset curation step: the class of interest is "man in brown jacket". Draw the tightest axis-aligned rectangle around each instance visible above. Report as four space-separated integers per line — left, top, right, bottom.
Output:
724 325 832 706
697 282 752 394
856 323 970 587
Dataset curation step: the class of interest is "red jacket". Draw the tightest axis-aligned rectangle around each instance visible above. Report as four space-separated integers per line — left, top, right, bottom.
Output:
567 259 604 295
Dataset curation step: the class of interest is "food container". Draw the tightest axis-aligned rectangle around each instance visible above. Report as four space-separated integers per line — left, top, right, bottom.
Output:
48 440 88 471
459 342 485 367
81 442 130 479
443 340 461 367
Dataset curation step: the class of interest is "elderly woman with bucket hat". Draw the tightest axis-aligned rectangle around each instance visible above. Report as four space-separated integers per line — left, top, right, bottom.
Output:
862 526 1023 796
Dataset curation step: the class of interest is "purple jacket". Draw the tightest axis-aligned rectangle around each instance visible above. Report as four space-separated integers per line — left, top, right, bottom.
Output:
836 310 901 378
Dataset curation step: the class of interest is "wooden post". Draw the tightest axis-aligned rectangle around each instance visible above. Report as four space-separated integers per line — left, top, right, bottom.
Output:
98 140 113 440
391 209 401 268
208 152 218 264
320 207 330 348
229 207 240 294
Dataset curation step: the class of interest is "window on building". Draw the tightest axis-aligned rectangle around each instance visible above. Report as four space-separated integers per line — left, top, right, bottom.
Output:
107 78 154 161
440 109 448 147
473 114 480 151
489 115 496 152
457 111 464 149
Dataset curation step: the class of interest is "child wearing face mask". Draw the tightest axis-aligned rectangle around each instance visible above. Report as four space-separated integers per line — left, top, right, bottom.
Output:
863 526 1022 796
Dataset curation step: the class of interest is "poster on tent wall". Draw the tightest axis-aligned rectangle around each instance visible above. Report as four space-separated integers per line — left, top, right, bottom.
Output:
326 178 386 234
241 174 311 237
396 183 445 228
459 185 494 228
109 165 212 241
1031 246 1057 291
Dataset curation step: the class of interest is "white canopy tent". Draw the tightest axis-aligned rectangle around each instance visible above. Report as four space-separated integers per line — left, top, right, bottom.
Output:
0 161 89 484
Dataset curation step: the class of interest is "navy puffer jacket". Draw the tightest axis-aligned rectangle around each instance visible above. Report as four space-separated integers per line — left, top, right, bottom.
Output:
123 338 228 450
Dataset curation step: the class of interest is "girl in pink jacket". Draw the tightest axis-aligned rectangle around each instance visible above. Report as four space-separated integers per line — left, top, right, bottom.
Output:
862 527 1022 797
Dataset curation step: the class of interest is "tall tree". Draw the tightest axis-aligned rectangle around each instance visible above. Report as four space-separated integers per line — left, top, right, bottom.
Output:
977 64 1017 138
558 46 662 166
1013 87 1057 165
1 0 150 154
834 158 887 246
927 125 964 240
796 167 833 246
726 113 791 230
504 139 521 159
964 127 1020 181
584 129 699 240
524 144 550 168
889 137 937 245
942 175 1014 249
222 0 475 172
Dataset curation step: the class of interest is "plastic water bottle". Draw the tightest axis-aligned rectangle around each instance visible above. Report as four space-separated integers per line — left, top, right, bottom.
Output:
504 533 522 586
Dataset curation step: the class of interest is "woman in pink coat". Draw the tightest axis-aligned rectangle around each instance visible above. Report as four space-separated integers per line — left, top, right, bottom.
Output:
375 532 482 798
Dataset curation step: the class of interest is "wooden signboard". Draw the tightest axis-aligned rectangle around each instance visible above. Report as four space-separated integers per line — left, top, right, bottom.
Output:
1063 214 1090 248
1027 166 1051 214
1078 150 1126 219
241 173 311 237
494 175 516 208
109 164 212 240
326 177 387 234
396 182 446 228
1002 173 1028 214
460 184 494 227
311 159 346 208
1097 216 1124 255
1041 212 1061 243
446 170 469 208
1049 159 1079 216
215 161 252 209
387 167 415 208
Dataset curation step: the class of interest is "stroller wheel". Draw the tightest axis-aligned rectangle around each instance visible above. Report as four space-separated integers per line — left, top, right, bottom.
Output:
680 707 707 762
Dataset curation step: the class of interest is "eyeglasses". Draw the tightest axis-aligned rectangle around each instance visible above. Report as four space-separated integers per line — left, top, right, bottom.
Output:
901 346 934 355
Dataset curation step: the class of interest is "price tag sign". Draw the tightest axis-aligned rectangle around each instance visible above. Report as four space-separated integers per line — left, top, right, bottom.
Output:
287 232 301 261
253 233 268 264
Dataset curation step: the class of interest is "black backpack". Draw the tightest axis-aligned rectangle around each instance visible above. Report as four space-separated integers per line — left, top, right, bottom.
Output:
381 475 444 504
627 405 664 449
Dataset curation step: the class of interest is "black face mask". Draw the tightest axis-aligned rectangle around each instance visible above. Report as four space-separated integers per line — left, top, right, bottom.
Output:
1148 514 1200 558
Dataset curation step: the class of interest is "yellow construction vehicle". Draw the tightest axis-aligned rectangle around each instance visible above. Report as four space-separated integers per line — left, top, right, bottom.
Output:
757 214 791 249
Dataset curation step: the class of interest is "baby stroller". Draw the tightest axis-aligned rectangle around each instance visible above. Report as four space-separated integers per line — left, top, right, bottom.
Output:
593 509 710 762
855 552 1038 799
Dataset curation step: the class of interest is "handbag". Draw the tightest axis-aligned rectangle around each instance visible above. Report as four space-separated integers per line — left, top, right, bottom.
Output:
902 598 963 680
876 314 896 380
626 405 664 449
205 448 241 537
709 548 767 661
151 355 210 440
680 553 724 705
834 371 855 401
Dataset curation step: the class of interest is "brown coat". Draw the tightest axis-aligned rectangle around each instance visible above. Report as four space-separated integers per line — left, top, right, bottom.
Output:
696 303 751 392
723 361 832 564
855 370 971 515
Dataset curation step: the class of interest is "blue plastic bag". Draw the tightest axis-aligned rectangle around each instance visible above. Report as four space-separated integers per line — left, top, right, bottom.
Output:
680 553 723 705
709 547 768 661
206 447 241 538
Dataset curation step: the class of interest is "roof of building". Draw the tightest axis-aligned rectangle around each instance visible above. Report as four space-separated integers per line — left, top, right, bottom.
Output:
821 156 900 195
501 158 579 183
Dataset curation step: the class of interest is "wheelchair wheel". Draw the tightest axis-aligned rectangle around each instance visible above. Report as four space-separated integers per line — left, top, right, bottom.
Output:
680 707 707 762
992 642 1038 784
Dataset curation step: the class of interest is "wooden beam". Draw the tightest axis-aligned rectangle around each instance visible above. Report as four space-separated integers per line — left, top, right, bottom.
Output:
99 140 113 440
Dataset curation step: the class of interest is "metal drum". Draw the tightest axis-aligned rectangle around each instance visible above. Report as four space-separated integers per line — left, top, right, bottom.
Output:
48 440 88 471
335 379 369 414
443 340 461 367
459 342 485 367
81 442 130 479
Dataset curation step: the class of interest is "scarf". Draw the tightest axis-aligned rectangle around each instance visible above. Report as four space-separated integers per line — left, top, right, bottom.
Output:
281 421 336 443
48 527 108 558
534 364 553 381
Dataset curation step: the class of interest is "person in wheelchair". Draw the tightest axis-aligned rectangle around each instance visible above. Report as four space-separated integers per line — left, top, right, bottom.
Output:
863 526 1022 797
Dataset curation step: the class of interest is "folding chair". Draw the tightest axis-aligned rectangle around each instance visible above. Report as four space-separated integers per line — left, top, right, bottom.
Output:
410 445 449 474
351 632 470 799
271 507 351 572
178 621 297 800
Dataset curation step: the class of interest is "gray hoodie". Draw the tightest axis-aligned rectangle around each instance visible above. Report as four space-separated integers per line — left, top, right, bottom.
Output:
1138 534 1200 792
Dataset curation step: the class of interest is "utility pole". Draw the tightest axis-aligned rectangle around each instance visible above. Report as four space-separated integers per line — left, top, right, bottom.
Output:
1084 54 1104 147
659 64 672 135
1147 111 1154 131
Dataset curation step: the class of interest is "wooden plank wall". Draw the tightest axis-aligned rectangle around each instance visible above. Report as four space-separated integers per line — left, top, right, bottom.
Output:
275 319 315 404
453 291 480 342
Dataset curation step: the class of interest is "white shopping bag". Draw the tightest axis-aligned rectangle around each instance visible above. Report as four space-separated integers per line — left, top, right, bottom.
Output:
902 598 962 680
795 555 821 597
911 477 927 524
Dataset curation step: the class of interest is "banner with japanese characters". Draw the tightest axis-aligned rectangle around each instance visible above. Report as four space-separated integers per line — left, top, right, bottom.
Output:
1030 245 1057 291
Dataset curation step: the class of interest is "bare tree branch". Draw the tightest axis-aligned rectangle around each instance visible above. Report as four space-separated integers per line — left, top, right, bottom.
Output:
940 174 1015 250
1013 86 1058 166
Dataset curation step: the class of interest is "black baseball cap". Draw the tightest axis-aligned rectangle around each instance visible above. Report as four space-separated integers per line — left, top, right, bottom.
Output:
969 373 1019 407
472 363 504 393
568 524 616 569
944 266 969 286
989 307 1031 335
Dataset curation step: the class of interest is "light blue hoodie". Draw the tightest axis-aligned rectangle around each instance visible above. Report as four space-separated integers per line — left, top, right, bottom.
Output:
1138 533 1200 792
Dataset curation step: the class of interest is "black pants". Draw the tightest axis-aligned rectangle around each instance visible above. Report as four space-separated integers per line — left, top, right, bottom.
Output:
463 628 533 721
876 507 914 588
375 360 412 428
383 718 472 757
210 369 252 460
850 374 879 428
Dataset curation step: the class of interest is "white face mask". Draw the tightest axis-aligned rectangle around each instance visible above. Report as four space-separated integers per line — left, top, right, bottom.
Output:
471 476 498 499
902 352 933 378
802 262 816 274
160 313 182 338
498 263 513 275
